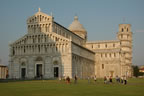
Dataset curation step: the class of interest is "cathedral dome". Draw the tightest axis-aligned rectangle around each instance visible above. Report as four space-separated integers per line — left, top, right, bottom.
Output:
68 16 86 32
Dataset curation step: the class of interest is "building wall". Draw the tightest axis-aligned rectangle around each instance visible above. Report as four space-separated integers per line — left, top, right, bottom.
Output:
86 40 120 50
0 65 8 79
9 39 72 79
94 52 121 78
71 42 95 78
85 24 133 78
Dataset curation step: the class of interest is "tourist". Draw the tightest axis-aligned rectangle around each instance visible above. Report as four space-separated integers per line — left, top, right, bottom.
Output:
40 74 43 79
116 75 121 83
74 75 77 84
94 75 97 83
109 76 112 83
121 76 124 84
104 76 107 84
63 74 66 81
59 76 62 81
66 76 68 83
107 76 110 84
116 75 119 83
118 76 120 83
68 76 70 84
6 74 9 79
66 76 70 84
88 76 90 83
123 75 127 85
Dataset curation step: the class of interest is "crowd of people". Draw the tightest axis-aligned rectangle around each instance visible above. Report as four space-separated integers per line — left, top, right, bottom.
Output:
104 75 127 85
58 75 128 85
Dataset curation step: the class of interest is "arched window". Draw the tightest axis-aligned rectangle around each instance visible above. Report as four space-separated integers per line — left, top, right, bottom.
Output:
127 28 128 32
53 61 58 65
105 44 107 48
105 54 107 57
38 37 40 43
92 45 93 49
44 45 47 53
122 28 124 32
38 45 40 52
40 15 41 21
24 47 25 53
33 25 36 33
127 35 129 39
21 62 26 66
98 44 100 48
121 35 123 38
13 48 15 55
33 37 35 43
56 46 58 52
113 43 115 47
114 53 116 57
109 53 111 57
102 64 104 69
45 36 47 42
45 24 48 32
32 19 34 22
39 26 41 32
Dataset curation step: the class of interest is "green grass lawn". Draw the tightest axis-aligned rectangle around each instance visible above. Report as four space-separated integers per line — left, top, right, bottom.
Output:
0 78 144 96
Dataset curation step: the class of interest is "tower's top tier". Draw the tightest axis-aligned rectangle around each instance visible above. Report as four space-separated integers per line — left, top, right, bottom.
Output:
119 24 131 32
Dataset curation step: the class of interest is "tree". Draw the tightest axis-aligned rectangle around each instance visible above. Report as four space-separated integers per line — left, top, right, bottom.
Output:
132 65 139 77
132 65 144 77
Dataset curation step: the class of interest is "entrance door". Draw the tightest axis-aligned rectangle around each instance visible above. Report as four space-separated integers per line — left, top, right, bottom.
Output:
110 71 114 77
21 68 26 78
54 67 59 78
36 64 42 78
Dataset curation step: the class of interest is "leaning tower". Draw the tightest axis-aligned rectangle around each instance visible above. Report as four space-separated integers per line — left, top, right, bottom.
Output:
117 24 133 77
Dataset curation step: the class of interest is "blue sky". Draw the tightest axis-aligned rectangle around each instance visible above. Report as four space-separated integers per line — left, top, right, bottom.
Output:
0 0 144 66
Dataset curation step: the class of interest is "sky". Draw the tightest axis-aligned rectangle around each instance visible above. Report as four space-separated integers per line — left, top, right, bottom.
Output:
0 0 144 66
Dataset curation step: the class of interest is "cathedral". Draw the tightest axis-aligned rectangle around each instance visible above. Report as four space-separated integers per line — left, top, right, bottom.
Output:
9 9 133 79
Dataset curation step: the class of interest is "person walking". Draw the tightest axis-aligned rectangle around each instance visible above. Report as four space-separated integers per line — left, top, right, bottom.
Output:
66 76 70 84
74 75 77 84
94 75 97 83
116 75 119 83
109 76 112 83
123 75 127 85
107 76 110 84
88 76 90 84
121 76 124 84
104 76 107 84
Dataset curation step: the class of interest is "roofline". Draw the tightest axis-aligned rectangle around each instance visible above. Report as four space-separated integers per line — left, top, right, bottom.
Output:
72 42 95 54
93 49 121 53
87 40 120 43
54 22 84 40
27 11 52 21
0 64 8 67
